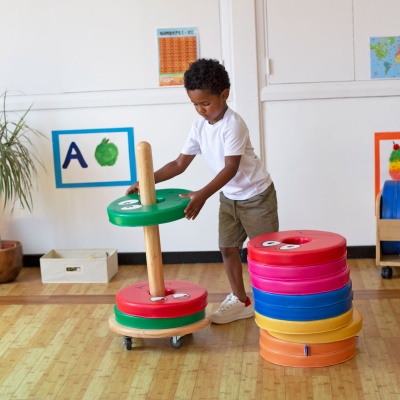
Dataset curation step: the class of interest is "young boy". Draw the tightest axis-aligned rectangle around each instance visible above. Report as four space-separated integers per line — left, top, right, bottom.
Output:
126 58 279 324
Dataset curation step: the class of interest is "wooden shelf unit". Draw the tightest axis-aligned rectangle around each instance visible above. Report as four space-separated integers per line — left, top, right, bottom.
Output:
376 191 400 276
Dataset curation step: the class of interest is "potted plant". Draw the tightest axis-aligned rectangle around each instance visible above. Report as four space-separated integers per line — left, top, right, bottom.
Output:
0 92 45 283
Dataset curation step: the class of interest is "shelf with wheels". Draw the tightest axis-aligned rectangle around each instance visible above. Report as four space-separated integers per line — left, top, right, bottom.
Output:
376 189 400 279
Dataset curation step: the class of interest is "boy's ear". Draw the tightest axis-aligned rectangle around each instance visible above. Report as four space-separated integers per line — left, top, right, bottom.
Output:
221 89 230 101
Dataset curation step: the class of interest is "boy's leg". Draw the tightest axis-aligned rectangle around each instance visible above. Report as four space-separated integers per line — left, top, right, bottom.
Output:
219 246 247 303
210 246 254 324
210 192 254 324
210 187 278 324
210 246 253 324
218 191 248 300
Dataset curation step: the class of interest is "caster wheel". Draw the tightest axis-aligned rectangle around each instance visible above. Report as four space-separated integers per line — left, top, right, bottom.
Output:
381 266 393 279
170 336 183 349
124 336 132 350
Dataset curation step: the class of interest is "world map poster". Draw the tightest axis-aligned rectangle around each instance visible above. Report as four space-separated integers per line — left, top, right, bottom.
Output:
370 36 400 79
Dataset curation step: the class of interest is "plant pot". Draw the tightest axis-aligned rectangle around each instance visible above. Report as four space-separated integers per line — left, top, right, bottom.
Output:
0 240 23 283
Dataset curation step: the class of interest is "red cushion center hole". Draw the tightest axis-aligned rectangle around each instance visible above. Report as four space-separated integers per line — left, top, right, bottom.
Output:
282 237 311 245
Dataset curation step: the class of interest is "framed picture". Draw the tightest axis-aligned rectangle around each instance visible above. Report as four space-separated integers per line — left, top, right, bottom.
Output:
374 132 400 201
52 127 136 188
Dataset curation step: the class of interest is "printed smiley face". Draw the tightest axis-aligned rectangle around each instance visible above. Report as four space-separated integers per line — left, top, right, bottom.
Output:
149 293 190 302
172 293 190 299
118 199 142 211
261 241 301 250
150 296 168 302
280 244 301 250
261 241 281 247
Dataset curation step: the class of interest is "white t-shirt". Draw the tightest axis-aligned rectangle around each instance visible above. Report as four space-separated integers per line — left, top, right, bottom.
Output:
181 108 272 200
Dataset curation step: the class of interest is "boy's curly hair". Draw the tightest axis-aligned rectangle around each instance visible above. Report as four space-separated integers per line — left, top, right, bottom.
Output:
184 58 231 95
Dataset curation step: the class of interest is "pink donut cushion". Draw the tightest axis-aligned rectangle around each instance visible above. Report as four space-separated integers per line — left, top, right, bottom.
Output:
247 255 347 280
250 265 350 295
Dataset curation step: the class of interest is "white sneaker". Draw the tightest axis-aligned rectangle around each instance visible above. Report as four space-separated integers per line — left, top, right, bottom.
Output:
210 293 254 324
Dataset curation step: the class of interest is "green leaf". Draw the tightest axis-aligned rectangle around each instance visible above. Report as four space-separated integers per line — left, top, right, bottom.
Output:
0 91 47 213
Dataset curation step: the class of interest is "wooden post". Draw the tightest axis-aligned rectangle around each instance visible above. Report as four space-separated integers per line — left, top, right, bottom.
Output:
136 141 165 297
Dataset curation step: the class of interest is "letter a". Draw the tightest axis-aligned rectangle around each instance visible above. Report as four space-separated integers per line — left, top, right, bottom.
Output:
62 142 88 169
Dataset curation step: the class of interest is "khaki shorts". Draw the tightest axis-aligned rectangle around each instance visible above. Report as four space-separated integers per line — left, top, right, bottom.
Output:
218 183 279 248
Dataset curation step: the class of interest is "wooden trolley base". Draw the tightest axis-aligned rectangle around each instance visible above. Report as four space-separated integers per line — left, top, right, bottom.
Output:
109 314 210 349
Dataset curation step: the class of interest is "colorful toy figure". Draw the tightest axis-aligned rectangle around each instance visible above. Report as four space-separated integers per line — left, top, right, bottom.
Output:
389 141 400 180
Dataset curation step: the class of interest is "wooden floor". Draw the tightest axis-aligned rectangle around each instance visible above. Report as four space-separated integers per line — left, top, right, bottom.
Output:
0 259 399 400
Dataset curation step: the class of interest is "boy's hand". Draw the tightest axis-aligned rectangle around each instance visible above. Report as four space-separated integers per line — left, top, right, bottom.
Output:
180 191 207 220
125 182 140 195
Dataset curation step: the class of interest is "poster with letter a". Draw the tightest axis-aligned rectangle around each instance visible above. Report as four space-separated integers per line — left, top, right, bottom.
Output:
157 27 198 86
52 127 136 188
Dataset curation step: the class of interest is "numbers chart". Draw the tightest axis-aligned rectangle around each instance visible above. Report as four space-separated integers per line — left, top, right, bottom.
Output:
157 27 198 86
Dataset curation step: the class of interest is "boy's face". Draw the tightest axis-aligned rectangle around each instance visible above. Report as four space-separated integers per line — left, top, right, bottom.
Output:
187 89 229 125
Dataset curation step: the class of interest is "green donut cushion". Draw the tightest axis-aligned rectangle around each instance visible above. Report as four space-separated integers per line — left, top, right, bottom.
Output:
114 306 206 329
107 188 191 227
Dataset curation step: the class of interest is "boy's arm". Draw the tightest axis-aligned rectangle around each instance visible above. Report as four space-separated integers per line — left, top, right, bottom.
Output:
154 153 195 184
181 155 241 220
125 153 195 195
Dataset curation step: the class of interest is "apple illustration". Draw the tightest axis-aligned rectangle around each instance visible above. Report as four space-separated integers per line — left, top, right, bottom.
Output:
95 138 118 166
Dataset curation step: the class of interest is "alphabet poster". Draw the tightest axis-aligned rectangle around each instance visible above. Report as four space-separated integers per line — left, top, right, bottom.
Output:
52 127 136 188
157 27 198 86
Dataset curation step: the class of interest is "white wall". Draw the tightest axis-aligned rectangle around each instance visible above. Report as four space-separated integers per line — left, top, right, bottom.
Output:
2 103 218 254
1 0 222 93
264 96 400 246
2 0 396 255
261 0 400 247
1 0 261 254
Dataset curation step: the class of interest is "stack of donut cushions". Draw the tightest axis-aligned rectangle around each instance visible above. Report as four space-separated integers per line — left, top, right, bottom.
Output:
247 230 362 368
107 189 208 332
114 280 208 331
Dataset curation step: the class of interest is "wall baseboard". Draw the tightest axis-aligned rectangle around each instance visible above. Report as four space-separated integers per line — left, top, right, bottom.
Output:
23 246 376 267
